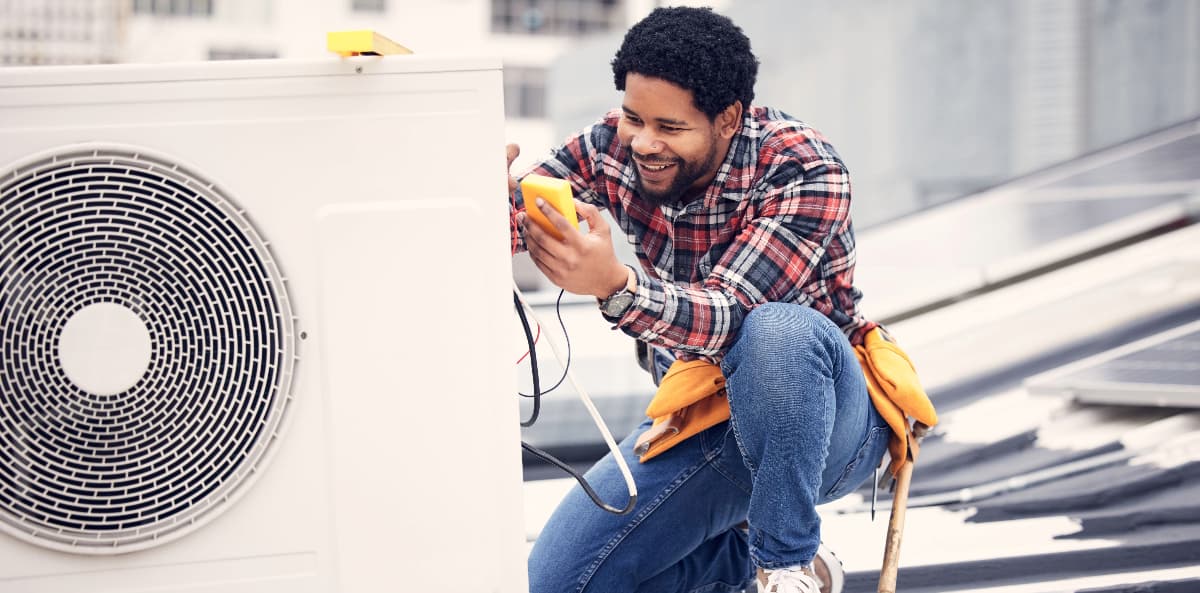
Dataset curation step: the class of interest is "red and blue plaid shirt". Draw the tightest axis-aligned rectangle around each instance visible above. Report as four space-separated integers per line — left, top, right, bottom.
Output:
512 107 876 360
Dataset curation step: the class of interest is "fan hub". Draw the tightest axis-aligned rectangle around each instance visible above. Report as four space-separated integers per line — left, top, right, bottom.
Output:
59 302 152 396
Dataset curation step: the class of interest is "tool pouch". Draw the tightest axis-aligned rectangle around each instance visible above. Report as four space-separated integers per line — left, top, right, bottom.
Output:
853 327 938 476
634 360 728 462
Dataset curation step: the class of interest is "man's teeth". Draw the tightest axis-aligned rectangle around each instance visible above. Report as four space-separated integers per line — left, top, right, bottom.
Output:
643 163 670 171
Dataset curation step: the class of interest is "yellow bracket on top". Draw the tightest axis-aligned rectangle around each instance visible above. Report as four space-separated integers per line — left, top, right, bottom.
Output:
327 30 413 57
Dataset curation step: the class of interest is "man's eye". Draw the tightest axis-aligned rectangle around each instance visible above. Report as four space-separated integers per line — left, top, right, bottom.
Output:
662 126 684 133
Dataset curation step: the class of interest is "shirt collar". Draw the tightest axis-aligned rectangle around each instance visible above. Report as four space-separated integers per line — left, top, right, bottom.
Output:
706 108 759 203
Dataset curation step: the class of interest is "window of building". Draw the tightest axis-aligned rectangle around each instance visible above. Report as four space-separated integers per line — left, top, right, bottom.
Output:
208 47 279 61
503 66 547 119
133 0 213 17
352 0 386 12
492 0 621 35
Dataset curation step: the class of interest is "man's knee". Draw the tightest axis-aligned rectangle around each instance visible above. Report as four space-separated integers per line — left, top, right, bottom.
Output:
737 302 830 354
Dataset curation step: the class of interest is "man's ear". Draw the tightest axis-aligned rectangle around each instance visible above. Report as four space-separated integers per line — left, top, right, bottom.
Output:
716 101 743 139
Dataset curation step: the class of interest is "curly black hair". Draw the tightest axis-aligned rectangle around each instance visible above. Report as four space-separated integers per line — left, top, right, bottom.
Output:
611 6 759 119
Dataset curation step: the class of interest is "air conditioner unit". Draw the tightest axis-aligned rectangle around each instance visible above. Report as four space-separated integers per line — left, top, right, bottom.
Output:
0 56 527 592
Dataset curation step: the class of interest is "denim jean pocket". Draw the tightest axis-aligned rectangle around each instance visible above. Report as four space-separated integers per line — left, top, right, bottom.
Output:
822 425 890 501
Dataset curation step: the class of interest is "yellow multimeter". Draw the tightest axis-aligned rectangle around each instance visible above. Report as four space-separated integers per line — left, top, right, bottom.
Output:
520 175 580 240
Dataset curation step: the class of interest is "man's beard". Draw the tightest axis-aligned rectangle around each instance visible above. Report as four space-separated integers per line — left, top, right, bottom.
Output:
633 141 721 207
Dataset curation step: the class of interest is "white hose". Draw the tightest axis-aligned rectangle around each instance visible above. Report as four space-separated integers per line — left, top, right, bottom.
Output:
513 283 639 504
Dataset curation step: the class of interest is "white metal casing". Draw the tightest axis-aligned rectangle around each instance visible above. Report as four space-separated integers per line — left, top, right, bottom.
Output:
0 56 527 592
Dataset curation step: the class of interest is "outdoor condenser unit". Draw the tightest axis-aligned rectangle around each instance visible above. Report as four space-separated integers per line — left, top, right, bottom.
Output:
0 56 527 592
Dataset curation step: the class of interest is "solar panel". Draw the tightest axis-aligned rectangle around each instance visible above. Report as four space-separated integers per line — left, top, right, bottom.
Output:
1025 320 1200 407
856 118 1200 320
1043 131 1200 189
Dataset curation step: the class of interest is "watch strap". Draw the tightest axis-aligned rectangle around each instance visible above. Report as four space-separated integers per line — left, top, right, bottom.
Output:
599 266 637 317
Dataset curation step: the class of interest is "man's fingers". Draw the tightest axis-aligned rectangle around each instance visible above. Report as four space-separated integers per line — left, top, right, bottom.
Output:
574 200 608 235
524 223 563 282
535 198 580 241
506 143 521 168
523 212 562 259
506 144 521 194
528 247 558 281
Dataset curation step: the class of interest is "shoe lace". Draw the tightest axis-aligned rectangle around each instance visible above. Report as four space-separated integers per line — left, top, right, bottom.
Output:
764 566 821 593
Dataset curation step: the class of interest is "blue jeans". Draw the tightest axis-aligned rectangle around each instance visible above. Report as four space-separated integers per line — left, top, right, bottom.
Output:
528 303 890 593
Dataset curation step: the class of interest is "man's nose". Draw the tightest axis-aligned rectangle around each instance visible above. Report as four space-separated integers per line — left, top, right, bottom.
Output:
630 131 662 155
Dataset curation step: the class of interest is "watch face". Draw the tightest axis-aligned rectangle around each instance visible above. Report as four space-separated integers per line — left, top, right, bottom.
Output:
603 292 635 317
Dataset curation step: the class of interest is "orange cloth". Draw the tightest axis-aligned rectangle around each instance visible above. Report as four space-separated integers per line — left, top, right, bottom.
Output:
634 328 937 475
853 327 938 475
634 360 728 462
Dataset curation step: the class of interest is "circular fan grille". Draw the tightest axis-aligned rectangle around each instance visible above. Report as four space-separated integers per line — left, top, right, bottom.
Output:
0 145 297 554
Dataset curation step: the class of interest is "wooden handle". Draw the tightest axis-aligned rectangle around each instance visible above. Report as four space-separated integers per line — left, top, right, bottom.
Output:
877 460 914 593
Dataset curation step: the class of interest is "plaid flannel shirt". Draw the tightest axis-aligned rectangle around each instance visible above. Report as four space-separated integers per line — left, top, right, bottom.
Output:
511 107 876 360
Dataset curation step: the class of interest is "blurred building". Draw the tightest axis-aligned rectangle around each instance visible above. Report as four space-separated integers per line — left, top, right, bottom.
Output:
0 0 126 66
4 0 1197 269
0 0 687 168
548 0 1200 229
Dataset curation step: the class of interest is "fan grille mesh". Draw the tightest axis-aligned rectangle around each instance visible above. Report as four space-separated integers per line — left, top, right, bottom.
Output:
0 145 296 553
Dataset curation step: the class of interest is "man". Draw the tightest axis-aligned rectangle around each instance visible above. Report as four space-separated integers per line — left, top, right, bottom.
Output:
508 7 890 593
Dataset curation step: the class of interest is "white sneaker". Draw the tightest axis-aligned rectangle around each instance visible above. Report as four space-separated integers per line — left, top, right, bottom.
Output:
812 543 845 593
757 566 821 593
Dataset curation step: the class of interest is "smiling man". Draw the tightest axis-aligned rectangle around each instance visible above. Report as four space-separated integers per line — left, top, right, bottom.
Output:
508 7 889 593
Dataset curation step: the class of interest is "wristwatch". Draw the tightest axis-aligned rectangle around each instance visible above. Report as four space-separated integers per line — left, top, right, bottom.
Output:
599 266 637 318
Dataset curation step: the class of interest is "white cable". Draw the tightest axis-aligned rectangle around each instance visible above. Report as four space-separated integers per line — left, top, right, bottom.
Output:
513 283 638 503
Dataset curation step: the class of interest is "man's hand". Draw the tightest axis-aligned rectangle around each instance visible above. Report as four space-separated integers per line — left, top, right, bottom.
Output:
519 200 629 299
506 143 520 196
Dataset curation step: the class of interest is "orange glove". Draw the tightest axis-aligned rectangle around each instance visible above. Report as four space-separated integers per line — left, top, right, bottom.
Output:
634 360 728 462
854 327 938 476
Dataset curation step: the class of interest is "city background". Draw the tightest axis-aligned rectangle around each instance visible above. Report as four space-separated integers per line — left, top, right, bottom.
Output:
4 0 1198 292
3 0 1197 230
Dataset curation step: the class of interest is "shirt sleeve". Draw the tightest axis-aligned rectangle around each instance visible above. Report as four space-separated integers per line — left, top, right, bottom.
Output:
509 115 618 254
613 156 853 359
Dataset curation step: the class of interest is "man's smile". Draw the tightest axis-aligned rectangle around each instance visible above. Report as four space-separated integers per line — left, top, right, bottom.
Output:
635 158 677 181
